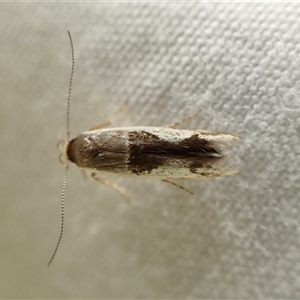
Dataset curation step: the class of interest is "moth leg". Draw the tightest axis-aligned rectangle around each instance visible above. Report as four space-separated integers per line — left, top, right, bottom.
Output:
89 103 128 130
162 179 194 195
167 112 197 128
90 172 131 202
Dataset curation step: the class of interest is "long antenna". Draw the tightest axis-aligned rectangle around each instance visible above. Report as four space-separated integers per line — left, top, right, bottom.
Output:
47 167 68 266
47 30 74 266
66 30 74 142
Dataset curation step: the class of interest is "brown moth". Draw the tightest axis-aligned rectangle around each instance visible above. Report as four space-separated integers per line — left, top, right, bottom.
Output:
48 31 239 266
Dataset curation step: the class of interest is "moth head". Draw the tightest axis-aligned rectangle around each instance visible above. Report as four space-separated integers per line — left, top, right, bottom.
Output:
65 138 76 164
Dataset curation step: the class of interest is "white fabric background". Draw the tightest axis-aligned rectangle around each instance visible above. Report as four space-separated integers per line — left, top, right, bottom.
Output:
1 2 300 298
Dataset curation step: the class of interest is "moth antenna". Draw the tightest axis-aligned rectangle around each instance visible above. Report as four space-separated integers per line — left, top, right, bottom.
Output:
66 30 74 142
48 30 74 266
47 166 68 266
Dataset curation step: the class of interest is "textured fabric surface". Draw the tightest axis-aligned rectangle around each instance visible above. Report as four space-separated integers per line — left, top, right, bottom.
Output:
1 3 300 298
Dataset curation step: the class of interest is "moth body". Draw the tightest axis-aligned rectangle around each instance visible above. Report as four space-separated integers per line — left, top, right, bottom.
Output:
66 127 239 179
48 31 240 267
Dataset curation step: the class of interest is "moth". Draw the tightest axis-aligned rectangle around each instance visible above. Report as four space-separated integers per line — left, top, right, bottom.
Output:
48 31 239 266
